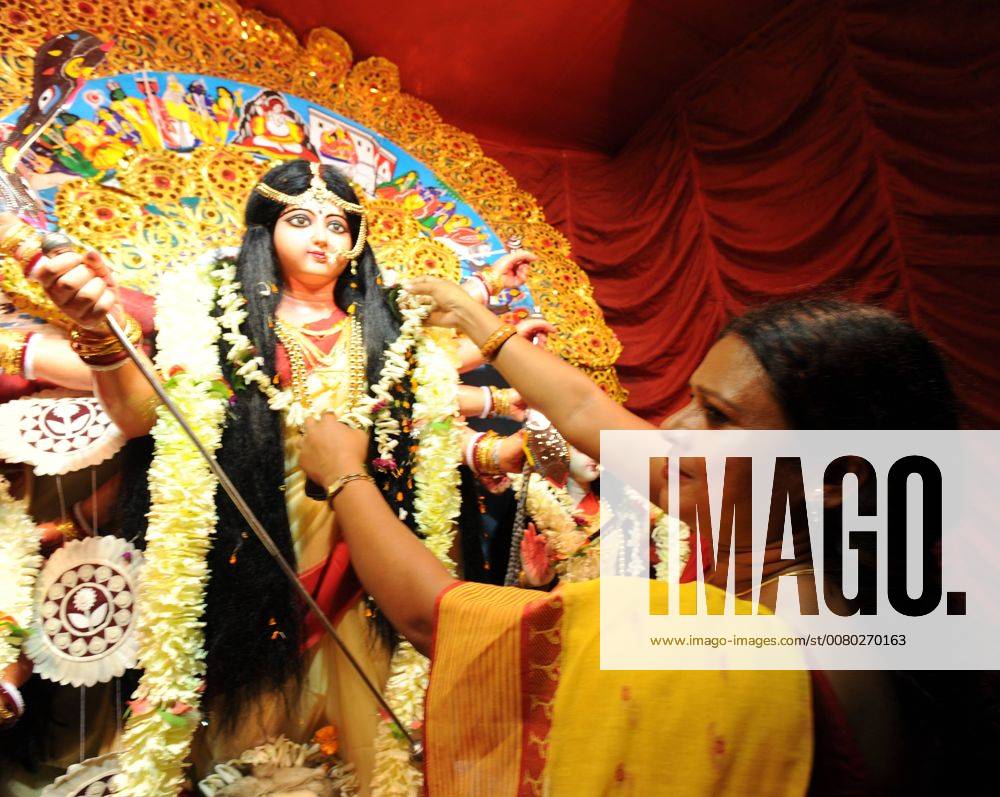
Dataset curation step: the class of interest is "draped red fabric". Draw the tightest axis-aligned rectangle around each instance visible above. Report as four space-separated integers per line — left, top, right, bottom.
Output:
483 0 1000 427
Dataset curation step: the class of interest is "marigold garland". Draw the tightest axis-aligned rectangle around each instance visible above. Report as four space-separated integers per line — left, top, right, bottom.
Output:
0 476 43 672
114 252 230 796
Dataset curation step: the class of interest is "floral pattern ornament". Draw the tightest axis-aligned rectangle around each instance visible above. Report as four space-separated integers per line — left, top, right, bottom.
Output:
370 327 464 797
112 252 231 797
25 536 142 687
0 475 43 672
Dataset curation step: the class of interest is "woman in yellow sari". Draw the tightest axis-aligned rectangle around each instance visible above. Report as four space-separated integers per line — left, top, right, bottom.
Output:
299 412 814 796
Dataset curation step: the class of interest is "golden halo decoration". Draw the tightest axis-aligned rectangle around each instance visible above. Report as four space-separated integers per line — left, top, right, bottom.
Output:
376 237 462 283
0 0 626 401
116 150 192 206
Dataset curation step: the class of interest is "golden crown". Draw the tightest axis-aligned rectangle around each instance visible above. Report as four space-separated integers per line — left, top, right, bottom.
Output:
253 162 367 217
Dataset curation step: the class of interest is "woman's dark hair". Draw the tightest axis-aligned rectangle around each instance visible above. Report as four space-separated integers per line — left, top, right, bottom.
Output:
722 298 960 430
724 299 987 793
118 160 426 728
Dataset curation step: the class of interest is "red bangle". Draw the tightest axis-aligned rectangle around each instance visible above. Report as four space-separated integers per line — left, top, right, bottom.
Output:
22 251 44 278
81 350 129 370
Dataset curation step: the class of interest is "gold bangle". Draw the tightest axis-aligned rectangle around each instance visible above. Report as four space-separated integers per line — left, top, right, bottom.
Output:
0 329 29 377
324 472 374 507
474 430 504 475
478 266 504 296
472 430 497 475
70 315 142 363
0 221 43 266
0 222 32 254
479 323 517 362
490 386 516 418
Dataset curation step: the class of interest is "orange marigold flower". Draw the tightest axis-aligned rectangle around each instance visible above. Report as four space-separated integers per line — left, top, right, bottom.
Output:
313 724 339 756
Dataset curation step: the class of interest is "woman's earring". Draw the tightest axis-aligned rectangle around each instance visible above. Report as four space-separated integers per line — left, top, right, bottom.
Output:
350 259 358 277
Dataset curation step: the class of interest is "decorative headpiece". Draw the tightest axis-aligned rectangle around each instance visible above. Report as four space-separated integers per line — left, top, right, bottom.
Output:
254 162 368 262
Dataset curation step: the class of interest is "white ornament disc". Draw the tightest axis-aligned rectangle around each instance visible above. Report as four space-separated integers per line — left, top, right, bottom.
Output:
41 753 119 797
25 536 142 687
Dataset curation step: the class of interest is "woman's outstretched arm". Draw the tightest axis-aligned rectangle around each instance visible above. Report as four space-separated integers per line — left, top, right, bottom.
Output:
298 413 456 656
405 276 654 462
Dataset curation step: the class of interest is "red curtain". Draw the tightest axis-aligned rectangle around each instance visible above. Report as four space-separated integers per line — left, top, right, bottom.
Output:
483 0 1000 427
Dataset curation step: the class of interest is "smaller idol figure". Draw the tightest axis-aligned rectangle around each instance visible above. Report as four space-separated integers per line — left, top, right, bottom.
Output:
234 90 318 160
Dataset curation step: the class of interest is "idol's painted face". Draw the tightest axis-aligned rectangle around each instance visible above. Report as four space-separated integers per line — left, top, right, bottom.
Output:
272 204 353 292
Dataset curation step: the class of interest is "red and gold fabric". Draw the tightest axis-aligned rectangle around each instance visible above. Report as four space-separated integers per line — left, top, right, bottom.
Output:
425 579 813 796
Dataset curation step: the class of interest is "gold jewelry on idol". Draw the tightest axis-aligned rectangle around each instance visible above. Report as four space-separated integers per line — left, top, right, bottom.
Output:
274 314 367 418
55 517 84 542
69 314 142 367
473 429 504 476
255 162 369 261
0 329 29 377
477 265 505 297
0 220 44 266
489 386 517 418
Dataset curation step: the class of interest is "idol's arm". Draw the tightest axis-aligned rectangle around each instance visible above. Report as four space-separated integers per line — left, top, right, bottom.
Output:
299 414 455 657
21 335 93 391
0 215 161 438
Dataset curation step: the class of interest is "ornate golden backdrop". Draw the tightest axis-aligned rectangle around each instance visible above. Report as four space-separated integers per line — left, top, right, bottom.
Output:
0 0 625 399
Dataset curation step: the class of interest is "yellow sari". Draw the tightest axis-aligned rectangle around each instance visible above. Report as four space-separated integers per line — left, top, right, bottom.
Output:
426 580 813 796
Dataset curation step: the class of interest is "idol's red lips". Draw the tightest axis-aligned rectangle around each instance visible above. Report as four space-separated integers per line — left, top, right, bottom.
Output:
307 250 328 261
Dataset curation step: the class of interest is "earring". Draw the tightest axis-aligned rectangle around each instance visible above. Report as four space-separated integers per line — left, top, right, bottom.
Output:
350 259 358 277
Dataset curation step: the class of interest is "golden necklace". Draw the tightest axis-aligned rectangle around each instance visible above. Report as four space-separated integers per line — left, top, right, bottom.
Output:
274 315 367 422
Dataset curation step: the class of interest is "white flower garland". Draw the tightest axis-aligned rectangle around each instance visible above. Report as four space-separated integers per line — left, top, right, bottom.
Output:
115 251 230 796
371 328 463 797
513 474 691 584
0 475 43 671
648 500 692 583
215 261 429 466
108 249 462 795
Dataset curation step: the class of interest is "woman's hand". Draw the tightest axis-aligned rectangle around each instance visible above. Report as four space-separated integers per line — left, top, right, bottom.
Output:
491 250 537 288
404 276 482 330
32 249 122 331
299 412 371 489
